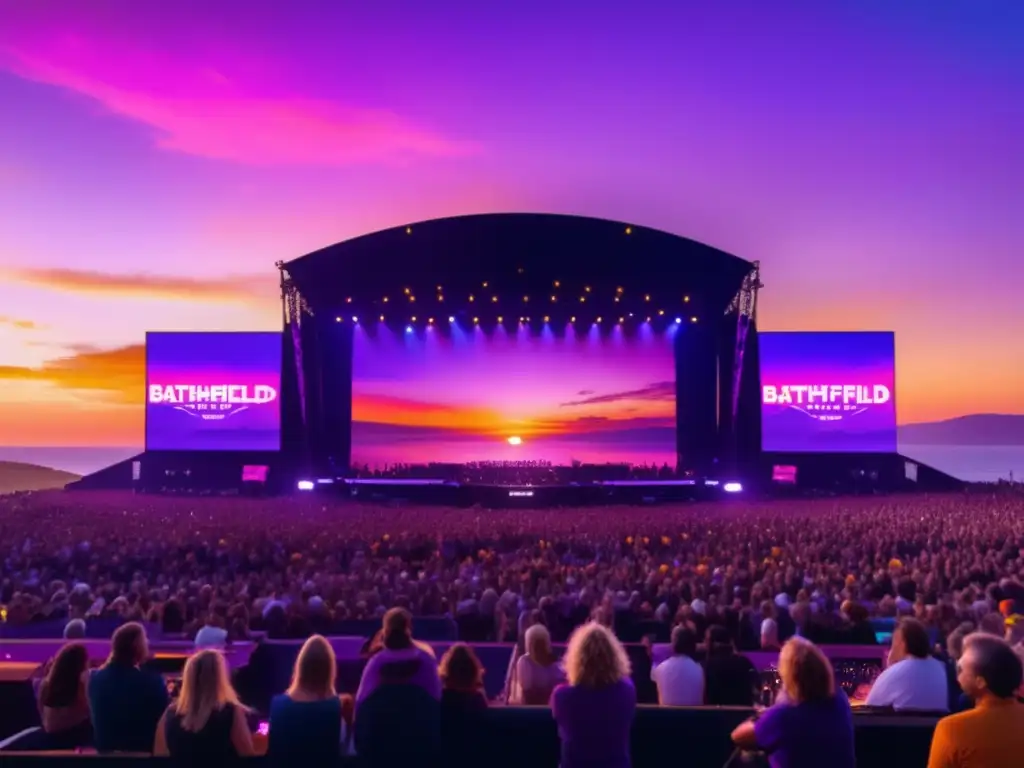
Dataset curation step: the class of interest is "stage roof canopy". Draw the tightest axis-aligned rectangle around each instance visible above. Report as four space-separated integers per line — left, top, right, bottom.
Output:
283 213 754 320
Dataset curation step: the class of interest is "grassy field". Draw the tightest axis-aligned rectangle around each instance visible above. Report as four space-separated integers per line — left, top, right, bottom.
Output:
0 461 81 495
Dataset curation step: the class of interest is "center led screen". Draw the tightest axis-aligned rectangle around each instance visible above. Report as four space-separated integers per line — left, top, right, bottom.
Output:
351 324 677 467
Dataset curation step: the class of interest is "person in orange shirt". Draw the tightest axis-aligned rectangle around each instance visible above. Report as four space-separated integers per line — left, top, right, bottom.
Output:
927 633 1024 768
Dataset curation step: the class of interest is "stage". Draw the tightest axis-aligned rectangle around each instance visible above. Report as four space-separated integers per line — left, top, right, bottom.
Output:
312 477 743 506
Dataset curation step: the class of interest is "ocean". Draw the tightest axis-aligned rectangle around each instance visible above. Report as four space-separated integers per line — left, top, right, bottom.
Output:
1 444 1021 484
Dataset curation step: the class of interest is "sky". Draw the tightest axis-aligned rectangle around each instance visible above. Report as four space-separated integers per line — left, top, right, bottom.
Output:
0 0 1022 450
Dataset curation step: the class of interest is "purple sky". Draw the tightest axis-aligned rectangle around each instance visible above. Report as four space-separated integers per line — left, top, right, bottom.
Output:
1 0 1022 448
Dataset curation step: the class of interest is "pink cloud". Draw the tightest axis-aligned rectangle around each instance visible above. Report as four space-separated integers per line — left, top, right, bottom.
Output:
0 38 478 166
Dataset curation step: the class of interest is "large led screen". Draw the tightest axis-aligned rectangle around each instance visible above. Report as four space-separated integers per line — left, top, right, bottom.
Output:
351 324 677 467
759 331 897 453
145 332 282 451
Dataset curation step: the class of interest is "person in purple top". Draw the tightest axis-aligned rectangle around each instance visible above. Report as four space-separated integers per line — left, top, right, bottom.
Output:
732 637 856 768
551 622 636 768
355 607 441 707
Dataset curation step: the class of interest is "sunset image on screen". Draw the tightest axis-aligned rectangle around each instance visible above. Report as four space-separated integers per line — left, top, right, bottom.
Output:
351 324 677 467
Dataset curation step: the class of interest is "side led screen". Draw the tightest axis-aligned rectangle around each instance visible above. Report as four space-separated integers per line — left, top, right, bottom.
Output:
759 331 896 453
351 323 677 467
145 332 282 451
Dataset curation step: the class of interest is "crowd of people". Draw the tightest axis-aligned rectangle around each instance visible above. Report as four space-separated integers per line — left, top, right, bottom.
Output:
5 489 1024 764
26 609 1024 766
4 490 1024 650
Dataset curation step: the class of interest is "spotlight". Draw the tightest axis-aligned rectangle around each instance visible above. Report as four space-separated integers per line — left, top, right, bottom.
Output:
646 316 651 322
614 296 620 303
428 317 434 324
618 317 624 323
625 226 632 235
482 281 489 288
570 316 576 323
675 317 682 323
448 316 455 323
405 226 412 234
658 310 665 316
596 316 603 323
691 316 698 323
409 295 415 302
383 296 389 303
584 286 591 293
473 317 479 324
346 297 352 303
404 287 410 295
522 295 529 303
519 316 525 322
492 295 498 302
379 314 385 321
553 280 560 287
544 316 550 323
352 316 358 323
579 296 586 303
411 316 417 322
405 325 413 334
297 480 315 491
616 286 624 294
497 316 503 323
684 295 690 303
437 295 444 302
436 285 442 291
335 316 342 322
723 482 743 493
550 295 557 302
469 294 475 302
644 294 651 301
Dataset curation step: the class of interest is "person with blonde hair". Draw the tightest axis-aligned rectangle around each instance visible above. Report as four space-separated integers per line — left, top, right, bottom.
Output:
732 637 855 768
512 624 566 705
551 622 636 768
153 649 254 760
268 635 354 763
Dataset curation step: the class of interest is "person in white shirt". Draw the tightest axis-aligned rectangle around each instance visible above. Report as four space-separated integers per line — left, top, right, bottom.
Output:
866 617 948 712
652 625 704 706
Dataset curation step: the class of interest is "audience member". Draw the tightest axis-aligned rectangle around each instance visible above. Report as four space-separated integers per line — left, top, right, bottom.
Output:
354 608 442 767
355 607 441 706
37 642 93 749
867 618 948 711
153 649 254 760
511 624 565 705
927 634 1024 768
439 643 488 711
268 635 352 763
704 625 760 706
63 619 86 640
651 625 704 706
733 637 855 768
88 622 169 753
552 623 636 768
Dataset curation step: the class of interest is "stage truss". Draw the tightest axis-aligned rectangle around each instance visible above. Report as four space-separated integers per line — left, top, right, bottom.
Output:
726 261 762 464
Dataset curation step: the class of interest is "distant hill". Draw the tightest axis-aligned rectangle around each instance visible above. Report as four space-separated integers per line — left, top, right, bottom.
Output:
0 461 81 495
899 414 1024 446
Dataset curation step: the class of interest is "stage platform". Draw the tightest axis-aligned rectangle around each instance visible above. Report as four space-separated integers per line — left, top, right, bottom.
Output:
324 478 743 506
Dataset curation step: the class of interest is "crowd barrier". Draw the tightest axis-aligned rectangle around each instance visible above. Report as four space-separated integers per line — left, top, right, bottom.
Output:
0 706 939 767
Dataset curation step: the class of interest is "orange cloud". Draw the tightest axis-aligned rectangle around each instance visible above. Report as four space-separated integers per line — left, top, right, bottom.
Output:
0 344 144 404
0 399 141 448
1 42 478 166
8 267 277 305
0 315 43 330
